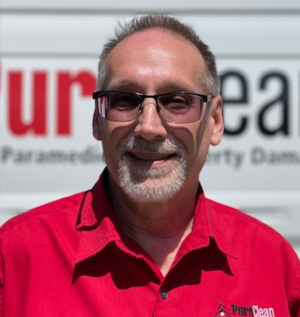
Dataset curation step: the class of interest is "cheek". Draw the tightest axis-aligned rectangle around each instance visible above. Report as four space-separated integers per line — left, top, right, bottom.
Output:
101 121 134 152
176 118 214 159
196 117 215 149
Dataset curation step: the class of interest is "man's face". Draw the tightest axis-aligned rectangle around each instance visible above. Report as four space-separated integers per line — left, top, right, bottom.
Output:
93 29 223 202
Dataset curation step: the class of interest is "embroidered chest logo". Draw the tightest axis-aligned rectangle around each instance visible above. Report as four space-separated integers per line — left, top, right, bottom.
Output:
214 303 232 317
215 302 275 317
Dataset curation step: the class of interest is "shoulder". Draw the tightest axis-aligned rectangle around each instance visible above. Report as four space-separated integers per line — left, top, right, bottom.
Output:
207 198 300 310
207 198 285 239
0 191 87 238
206 198 299 263
207 198 300 298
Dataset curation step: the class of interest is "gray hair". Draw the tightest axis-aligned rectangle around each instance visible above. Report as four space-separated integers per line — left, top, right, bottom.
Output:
97 15 220 95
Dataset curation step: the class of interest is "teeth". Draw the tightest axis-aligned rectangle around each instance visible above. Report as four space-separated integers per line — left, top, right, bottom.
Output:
134 154 169 160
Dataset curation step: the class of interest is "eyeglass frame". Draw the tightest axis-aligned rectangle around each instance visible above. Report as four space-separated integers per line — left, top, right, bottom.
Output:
92 90 214 124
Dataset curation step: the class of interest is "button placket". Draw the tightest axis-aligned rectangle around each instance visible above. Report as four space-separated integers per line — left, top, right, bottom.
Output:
160 290 168 300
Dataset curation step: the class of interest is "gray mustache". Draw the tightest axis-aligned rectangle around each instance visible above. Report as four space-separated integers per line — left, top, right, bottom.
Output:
118 137 186 155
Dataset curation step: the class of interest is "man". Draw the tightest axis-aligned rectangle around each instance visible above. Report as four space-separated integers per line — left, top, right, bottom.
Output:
0 15 299 317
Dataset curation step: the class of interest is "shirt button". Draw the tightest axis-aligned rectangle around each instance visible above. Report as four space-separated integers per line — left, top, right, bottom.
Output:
160 290 168 300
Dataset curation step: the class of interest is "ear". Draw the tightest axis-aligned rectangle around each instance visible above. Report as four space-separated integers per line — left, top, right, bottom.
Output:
93 105 102 141
210 95 224 146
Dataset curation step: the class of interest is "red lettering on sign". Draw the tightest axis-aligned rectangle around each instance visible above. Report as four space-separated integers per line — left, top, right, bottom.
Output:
8 71 47 136
57 71 96 135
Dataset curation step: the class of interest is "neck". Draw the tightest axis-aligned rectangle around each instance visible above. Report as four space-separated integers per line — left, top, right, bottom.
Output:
109 178 199 275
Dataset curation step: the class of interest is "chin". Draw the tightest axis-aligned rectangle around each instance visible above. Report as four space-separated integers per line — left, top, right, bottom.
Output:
118 166 186 203
121 182 183 203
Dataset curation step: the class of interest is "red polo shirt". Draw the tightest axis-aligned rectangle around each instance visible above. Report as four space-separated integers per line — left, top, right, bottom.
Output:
0 170 299 317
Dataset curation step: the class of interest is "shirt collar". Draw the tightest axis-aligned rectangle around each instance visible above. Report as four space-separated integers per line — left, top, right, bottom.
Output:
189 188 238 258
74 169 124 264
74 169 238 265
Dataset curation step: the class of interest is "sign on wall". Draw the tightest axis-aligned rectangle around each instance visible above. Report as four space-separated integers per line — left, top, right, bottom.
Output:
1 57 299 201
0 11 299 247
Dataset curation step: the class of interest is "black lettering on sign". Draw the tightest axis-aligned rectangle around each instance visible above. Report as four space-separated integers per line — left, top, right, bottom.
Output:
258 72 289 136
220 71 248 136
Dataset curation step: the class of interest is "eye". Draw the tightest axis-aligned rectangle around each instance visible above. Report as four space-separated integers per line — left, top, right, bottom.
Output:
110 92 140 110
160 94 194 113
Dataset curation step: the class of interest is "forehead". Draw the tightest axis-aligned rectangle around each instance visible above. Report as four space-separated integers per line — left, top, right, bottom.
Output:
105 28 206 92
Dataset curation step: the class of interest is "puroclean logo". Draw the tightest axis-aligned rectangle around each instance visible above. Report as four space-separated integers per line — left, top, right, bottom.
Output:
215 302 275 317
214 303 232 317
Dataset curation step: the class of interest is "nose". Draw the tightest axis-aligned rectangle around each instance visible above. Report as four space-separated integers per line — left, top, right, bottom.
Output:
133 99 167 141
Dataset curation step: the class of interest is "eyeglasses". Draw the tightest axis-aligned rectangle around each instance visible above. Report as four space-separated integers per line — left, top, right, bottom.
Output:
92 90 213 123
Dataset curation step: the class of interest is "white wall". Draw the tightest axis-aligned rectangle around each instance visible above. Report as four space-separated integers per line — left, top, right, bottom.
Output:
1 1 300 254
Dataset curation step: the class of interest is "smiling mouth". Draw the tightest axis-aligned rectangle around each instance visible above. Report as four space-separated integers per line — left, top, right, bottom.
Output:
128 152 175 162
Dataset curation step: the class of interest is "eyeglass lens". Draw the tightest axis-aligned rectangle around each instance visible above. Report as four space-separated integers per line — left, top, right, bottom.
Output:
97 92 203 123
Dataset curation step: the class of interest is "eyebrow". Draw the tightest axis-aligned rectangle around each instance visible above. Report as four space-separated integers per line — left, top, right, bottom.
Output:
108 81 198 94
108 81 138 91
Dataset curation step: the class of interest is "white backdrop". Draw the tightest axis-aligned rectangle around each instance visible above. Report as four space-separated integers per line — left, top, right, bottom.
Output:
1 2 300 254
